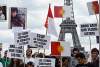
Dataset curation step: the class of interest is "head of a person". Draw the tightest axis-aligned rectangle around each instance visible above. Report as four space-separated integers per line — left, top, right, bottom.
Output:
72 48 79 57
10 58 20 65
62 57 69 67
26 48 32 57
91 48 99 61
0 7 3 14
32 52 38 58
27 62 34 67
4 50 8 57
36 53 44 58
75 53 86 64
11 8 18 17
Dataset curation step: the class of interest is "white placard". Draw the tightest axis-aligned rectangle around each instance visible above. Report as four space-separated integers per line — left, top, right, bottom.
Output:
35 58 55 67
30 33 50 49
14 30 30 45
9 45 23 59
80 23 99 36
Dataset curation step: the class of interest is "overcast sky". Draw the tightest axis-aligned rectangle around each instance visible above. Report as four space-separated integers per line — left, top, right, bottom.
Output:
0 0 99 54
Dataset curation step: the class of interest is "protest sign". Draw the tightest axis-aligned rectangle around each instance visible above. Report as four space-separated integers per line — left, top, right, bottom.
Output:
30 33 50 49
14 30 30 45
80 23 99 36
35 58 55 67
9 45 23 59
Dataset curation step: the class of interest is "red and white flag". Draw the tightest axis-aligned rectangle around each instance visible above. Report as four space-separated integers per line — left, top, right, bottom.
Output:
87 1 99 15
51 41 71 56
44 4 58 37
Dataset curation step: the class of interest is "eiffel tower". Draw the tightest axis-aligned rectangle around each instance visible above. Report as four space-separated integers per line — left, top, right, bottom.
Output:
58 0 84 51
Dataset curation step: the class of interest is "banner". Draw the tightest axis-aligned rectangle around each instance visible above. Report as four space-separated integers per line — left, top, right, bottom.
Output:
35 58 55 67
14 30 30 45
80 23 99 36
30 33 50 49
9 45 23 59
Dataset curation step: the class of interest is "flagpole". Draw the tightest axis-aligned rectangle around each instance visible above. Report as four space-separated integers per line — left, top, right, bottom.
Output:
23 46 25 67
60 56 62 67
89 36 92 52
89 36 92 62
98 1 100 67
44 4 51 58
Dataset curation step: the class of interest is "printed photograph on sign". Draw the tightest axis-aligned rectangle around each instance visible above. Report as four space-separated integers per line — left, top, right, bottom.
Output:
9 7 27 29
0 5 7 21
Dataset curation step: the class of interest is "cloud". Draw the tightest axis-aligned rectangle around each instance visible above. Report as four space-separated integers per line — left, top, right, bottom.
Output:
0 30 14 43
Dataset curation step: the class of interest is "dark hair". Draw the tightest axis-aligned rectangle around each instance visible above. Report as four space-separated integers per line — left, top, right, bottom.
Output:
5 50 8 53
91 48 99 54
0 7 2 10
62 57 69 62
37 53 44 58
27 62 34 66
26 48 32 53
11 8 18 13
73 48 79 52
8 58 21 67
75 53 85 59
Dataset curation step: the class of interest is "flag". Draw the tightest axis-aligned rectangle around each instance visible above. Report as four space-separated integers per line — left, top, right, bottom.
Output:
54 6 63 18
92 1 99 14
87 1 99 15
51 41 71 56
96 36 99 43
51 42 61 55
44 4 58 37
63 6 72 18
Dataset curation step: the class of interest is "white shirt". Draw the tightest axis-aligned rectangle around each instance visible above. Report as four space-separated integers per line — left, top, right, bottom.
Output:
0 62 3 67
25 57 35 64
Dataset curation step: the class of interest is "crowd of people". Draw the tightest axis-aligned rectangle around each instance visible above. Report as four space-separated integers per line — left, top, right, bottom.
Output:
71 48 99 67
0 47 99 67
